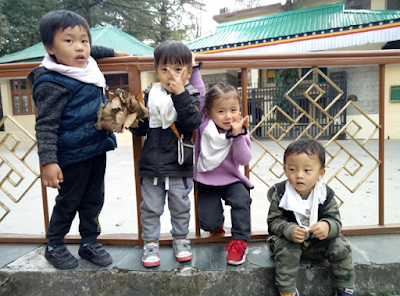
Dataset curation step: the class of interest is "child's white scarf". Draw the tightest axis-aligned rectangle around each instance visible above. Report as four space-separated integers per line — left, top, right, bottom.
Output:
279 179 327 231
197 119 232 172
41 54 106 88
148 84 177 129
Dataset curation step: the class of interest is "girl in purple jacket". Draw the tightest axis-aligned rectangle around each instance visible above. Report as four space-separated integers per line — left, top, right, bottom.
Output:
194 82 253 265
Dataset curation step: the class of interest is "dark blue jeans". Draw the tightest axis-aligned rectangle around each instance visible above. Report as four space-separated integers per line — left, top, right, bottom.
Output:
197 182 252 241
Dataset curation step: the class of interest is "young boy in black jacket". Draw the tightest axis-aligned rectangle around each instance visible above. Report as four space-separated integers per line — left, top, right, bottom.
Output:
130 40 202 267
28 10 129 270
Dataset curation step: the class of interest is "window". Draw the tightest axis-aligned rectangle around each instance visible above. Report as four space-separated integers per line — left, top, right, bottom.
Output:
267 70 275 83
390 86 400 102
301 67 328 82
345 0 371 9
10 79 35 115
387 0 400 10
105 74 129 94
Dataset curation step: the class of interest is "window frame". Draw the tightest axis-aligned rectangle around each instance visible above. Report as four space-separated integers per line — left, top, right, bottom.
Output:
105 74 129 93
390 85 400 102
10 79 35 116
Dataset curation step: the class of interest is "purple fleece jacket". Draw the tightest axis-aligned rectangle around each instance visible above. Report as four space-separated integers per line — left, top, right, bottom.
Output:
191 68 253 189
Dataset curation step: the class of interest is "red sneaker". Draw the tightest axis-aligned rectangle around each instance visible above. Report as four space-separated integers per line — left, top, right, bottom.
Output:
224 239 248 265
210 217 225 235
210 223 225 235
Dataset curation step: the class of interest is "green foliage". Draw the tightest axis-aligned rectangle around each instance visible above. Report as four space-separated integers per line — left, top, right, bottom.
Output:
0 14 10 53
272 69 299 122
0 278 9 286
0 0 62 56
0 0 204 57
62 0 205 45
234 0 261 10
273 69 299 86
144 0 205 45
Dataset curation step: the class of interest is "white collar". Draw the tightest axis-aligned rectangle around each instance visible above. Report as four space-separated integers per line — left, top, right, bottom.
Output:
148 84 177 129
279 179 327 230
41 54 106 88
197 119 232 172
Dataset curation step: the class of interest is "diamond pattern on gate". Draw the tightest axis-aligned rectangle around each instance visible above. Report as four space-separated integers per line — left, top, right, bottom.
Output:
249 67 381 206
0 115 40 223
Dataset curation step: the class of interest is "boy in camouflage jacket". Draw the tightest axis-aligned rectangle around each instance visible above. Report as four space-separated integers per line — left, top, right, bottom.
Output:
267 139 356 296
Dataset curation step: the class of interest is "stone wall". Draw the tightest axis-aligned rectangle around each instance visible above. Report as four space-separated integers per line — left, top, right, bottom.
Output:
201 72 238 91
332 66 379 116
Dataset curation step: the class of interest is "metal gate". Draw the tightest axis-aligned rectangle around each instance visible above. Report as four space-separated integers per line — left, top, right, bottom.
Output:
245 70 347 140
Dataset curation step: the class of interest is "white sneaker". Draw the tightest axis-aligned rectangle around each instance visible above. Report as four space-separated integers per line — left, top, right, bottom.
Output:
142 241 160 267
173 239 193 262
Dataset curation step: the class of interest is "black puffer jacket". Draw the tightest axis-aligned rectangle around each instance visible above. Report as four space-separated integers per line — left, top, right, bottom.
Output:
131 79 202 177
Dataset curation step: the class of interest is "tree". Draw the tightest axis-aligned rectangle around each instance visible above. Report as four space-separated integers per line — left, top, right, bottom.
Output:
0 14 10 54
0 0 204 57
0 0 62 56
274 69 299 86
130 0 204 45
234 0 261 10
273 69 300 122
63 0 205 45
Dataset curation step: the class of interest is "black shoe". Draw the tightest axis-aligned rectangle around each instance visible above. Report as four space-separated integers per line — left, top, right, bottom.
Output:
78 243 112 267
45 245 78 270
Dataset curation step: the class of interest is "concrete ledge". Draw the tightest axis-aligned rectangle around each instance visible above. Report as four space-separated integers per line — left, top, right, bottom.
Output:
1 234 400 296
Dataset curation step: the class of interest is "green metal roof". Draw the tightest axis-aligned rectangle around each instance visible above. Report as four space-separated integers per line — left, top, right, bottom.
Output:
187 1 400 51
0 24 154 64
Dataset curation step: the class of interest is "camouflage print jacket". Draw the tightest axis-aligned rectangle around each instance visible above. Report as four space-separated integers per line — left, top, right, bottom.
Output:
267 180 342 243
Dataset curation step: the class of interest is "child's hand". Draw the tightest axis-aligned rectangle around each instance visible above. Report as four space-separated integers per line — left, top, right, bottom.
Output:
293 226 308 243
114 50 131 57
231 115 248 136
41 163 64 189
166 67 186 95
309 221 330 240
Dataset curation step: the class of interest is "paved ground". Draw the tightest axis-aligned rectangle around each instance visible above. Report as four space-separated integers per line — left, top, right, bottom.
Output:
0 135 399 237
1 234 400 295
0 135 400 295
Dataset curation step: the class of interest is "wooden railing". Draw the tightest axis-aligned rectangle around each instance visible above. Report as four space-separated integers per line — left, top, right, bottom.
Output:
1 50 400 246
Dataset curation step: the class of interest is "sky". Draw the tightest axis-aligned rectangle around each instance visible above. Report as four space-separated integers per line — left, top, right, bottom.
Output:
200 0 284 35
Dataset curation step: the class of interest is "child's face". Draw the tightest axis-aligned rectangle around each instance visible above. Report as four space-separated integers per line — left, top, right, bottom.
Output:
45 25 91 68
206 97 240 131
156 62 192 93
284 153 325 196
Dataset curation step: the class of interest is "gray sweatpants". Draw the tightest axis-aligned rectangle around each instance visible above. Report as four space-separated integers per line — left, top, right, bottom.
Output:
140 176 192 241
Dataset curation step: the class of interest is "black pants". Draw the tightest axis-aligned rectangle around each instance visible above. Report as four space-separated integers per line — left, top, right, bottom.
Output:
197 182 252 241
46 154 106 246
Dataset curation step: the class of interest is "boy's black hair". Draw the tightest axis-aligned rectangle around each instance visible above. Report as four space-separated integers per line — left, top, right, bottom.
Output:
284 139 326 169
39 10 91 47
153 40 192 69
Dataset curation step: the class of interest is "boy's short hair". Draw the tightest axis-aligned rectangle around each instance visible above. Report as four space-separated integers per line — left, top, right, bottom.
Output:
284 139 325 169
153 40 192 69
39 10 91 47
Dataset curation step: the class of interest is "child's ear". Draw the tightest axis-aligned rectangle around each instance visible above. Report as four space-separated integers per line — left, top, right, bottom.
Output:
319 168 326 179
186 67 193 79
45 45 55 56
204 108 211 118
